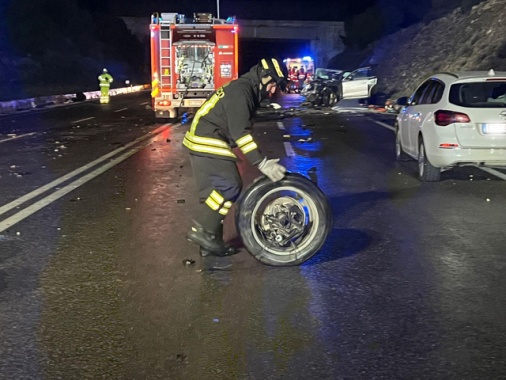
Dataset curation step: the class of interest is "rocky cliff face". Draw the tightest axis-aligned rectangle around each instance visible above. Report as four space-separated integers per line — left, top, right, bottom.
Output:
359 0 506 100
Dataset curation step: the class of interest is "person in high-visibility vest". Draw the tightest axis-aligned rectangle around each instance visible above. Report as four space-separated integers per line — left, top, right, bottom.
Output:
98 68 113 104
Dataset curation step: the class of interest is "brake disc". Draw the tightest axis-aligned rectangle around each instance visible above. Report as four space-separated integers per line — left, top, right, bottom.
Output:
260 196 306 246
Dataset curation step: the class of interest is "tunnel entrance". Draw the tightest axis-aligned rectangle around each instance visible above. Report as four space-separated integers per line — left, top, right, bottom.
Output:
238 38 311 74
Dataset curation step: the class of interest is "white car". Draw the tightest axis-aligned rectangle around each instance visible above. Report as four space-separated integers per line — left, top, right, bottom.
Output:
395 70 506 181
341 67 378 99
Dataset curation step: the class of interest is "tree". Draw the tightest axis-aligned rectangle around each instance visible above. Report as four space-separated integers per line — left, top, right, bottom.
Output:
6 0 95 56
3 0 148 96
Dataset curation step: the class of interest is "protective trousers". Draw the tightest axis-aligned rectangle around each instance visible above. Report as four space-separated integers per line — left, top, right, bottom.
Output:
189 155 242 235
100 85 110 104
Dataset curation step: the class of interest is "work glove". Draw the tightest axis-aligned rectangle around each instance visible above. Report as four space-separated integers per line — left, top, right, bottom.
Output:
257 157 286 182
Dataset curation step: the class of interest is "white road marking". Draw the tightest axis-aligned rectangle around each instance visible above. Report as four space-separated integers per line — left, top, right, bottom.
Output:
139 102 149 106
372 119 395 131
476 166 506 180
71 116 95 124
0 132 37 144
331 107 367 114
0 141 153 233
114 108 128 113
277 121 285 130
284 142 296 157
0 125 170 218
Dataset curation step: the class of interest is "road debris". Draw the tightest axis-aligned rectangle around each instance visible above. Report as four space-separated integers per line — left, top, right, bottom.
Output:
175 353 188 363
201 264 233 272
182 258 196 266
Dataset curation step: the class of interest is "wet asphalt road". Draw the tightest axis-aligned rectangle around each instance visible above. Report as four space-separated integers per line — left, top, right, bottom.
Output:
1 92 506 379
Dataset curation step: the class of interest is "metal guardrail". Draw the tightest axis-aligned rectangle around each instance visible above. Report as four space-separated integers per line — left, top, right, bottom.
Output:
0 84 149 114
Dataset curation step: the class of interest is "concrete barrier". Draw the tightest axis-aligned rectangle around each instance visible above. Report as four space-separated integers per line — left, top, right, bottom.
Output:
0 84 149 114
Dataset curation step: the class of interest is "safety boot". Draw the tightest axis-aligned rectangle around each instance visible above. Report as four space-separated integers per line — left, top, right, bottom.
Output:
187 222 238 257
199 247 237 257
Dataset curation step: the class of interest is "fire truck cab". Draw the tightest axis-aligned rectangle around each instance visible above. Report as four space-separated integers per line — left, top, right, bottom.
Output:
150 12 239 119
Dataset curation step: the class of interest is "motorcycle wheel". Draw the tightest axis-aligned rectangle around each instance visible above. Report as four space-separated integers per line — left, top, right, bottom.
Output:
236 173 332 266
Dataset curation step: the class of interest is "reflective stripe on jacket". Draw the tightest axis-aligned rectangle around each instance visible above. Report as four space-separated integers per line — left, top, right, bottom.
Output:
182 70 264 164
98 73 113 87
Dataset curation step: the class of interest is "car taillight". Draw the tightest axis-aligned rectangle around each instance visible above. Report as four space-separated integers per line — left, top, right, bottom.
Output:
434 110 471 126
157 100 171 106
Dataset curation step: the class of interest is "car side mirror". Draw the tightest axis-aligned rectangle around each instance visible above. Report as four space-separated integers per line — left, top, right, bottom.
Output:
396 96 409 106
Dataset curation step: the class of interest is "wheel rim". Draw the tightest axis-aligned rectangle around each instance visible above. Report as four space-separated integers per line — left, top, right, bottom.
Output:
328 92 337 106
250 186 320 258
395 130 401 158
418 142 425 177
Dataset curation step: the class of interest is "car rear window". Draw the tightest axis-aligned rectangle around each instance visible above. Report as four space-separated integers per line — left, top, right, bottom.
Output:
449 82 506 108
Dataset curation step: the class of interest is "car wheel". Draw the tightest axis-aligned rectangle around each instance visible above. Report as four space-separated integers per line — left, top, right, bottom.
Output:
327 90 339 107
395 126 409 161
418 138 441 182
321 88 335 107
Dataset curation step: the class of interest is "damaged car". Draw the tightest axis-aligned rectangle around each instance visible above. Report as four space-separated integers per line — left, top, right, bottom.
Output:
301 67 378 107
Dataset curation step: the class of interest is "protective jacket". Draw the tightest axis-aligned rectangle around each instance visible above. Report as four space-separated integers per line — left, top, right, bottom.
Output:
98 73 113 87
182 65 264 165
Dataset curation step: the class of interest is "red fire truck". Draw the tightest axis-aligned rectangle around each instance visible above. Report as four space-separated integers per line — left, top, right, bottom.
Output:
150 12 239 119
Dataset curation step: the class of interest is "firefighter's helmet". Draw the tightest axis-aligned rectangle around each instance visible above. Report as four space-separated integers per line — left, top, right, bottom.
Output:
258 58 288 91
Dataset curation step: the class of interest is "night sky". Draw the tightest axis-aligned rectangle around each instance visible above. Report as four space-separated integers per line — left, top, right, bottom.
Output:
79 0 380 21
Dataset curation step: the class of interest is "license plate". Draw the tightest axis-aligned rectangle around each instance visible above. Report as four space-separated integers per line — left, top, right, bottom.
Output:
187 100 203 107
481 123 506 134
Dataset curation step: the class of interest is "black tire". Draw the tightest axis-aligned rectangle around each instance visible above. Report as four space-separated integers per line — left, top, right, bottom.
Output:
418 138 441 182
236 173 332 266
334 87 342 104
395 125 410 161
321 88 338 107
328 90 339 107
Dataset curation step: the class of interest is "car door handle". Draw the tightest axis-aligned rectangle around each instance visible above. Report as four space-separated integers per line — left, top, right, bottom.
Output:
413 112 421 117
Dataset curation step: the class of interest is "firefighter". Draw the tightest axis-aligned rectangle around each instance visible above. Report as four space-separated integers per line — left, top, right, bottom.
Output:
183 58 288 257
290 66 299 93
98 68 113 104
297 66 307 92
